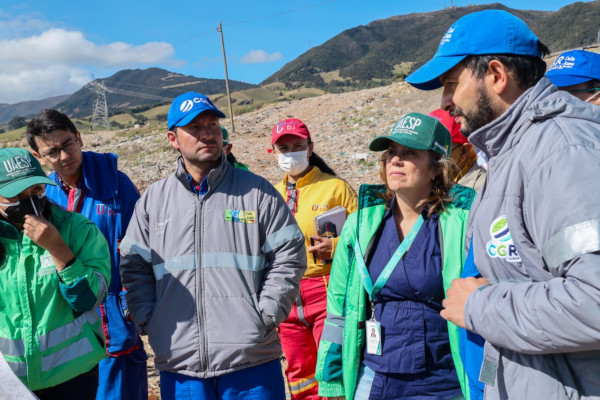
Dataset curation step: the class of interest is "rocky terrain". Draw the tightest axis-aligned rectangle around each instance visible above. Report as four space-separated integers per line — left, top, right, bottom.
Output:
29 81 440 193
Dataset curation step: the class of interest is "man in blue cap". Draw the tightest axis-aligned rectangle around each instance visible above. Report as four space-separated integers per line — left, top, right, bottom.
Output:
119 92 306 400
546 49 600 105
407 9 600 400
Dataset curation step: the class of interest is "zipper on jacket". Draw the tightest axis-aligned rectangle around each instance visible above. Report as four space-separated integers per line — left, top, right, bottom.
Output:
195 195 209 372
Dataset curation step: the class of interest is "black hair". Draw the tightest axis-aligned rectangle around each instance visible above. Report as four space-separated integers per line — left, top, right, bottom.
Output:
462 41 551 91
307 140 336 176
26 109 78 152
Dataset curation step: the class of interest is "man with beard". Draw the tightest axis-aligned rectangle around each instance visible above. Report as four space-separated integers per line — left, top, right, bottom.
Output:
119 92 306 400
406 9 600 400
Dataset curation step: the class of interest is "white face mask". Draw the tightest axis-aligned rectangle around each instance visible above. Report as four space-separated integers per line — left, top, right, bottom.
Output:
277 150 309 176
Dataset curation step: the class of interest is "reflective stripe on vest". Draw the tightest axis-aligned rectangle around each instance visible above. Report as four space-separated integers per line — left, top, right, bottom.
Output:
7 360 27 377
42 337 94 372
542 218 600 272
288 374 318 395
152 252 268 280
0 336 24 356
262 224 303 253
38 310 99 352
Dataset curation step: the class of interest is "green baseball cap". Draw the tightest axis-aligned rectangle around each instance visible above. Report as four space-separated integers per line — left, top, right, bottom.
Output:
0 148 56 197
369 112 452 157
221 126 229 145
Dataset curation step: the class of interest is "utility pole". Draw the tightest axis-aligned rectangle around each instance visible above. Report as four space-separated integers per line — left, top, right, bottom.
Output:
217 21 235 133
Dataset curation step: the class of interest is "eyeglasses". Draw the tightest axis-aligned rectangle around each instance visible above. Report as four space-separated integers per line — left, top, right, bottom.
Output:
39 138 79 161
566 88 600 93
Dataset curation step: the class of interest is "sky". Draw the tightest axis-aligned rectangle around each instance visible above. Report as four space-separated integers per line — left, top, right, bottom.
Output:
0 0 594 104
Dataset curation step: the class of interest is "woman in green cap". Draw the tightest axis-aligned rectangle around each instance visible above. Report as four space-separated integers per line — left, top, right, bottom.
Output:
315 113 474 399
0 148 111 399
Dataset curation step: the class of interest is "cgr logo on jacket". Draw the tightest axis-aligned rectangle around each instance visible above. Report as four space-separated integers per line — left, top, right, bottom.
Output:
487 215 521 263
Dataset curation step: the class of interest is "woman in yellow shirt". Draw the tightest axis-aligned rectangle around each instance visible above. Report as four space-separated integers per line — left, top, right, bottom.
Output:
272 118 357 399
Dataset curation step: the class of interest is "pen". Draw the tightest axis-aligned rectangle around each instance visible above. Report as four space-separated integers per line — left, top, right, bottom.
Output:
310 237 317 264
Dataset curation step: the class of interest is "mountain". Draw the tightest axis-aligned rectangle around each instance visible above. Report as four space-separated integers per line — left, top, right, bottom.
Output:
262 2 600 89
55 67 255 117
0 94 70 124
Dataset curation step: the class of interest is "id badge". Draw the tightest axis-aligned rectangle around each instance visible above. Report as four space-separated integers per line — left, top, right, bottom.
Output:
365 320 382 355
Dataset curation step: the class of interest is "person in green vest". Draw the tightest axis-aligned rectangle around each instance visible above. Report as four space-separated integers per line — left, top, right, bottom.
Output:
221 126 250 171
315 113 474 399
0 148 110 399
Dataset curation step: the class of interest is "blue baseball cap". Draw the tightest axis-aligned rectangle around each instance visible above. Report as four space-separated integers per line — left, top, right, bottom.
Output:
406 10 542 90
546 50 600 87
167 92 226 130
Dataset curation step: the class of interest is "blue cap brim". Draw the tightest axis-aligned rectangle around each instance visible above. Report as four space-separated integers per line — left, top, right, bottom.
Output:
546 74 592 88
171 108 226 130
406 55 467 90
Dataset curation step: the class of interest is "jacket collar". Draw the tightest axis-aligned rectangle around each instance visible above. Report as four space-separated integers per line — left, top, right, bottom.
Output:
284 166 320 188
51 151 119 201
174 153 229 195
468 77 557 159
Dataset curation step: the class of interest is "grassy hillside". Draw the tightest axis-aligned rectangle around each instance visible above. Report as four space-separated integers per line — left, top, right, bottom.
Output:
263 2 600 89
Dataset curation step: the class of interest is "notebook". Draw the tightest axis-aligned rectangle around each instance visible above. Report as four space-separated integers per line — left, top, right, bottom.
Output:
314 206 347 238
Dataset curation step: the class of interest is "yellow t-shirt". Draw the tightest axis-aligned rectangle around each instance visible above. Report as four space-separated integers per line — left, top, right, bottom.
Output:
275 166 357 278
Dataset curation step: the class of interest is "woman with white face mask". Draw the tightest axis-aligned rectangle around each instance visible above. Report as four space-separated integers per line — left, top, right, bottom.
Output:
271 118 357 400
0 148 110 400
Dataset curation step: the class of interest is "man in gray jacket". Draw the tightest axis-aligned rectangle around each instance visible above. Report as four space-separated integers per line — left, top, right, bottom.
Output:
407 10 600 400
119 92 306 399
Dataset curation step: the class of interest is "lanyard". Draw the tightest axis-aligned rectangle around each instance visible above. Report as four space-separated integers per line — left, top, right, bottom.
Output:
354 214 424 302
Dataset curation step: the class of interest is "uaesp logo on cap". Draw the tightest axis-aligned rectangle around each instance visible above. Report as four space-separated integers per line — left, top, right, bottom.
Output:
391 115 423 136
3 154 35 178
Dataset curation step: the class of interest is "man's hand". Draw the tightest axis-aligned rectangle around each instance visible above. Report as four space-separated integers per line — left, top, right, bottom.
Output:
23 214 74 271
441 277 489 329
308 235 333 261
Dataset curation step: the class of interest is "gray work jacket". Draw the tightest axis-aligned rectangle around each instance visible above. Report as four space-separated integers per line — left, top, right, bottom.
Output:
120 156 306 378
465 77 600 399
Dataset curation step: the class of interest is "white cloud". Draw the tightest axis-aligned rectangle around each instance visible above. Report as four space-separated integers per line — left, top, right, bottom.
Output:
0 26 176 104
240 50 283 64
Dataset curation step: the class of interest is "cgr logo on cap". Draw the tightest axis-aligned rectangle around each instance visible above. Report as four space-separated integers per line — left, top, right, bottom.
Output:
179 97 213 113
440 27 455 46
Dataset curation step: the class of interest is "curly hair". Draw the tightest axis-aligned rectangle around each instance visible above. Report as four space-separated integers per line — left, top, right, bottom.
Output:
378 150 453 217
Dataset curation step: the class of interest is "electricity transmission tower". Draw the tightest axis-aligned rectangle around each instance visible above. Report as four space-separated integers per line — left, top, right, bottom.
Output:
88 80 111 131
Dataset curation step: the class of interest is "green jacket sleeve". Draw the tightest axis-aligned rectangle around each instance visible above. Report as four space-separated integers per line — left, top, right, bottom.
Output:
56 211 111 315
316 213 357 397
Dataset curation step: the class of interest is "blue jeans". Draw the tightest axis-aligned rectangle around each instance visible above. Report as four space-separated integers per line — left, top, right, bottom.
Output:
160 358 285 400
